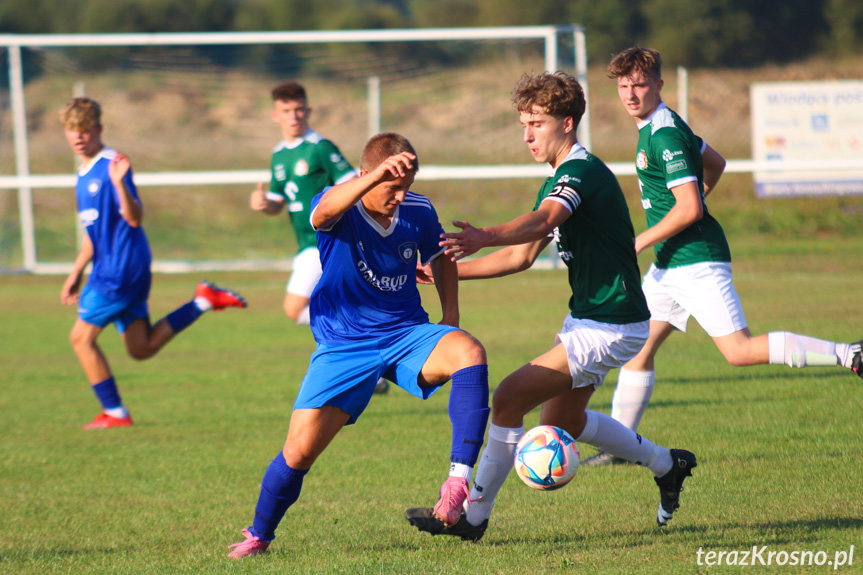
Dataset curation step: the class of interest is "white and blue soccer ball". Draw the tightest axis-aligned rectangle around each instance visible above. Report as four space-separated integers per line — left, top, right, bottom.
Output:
514 425 579 490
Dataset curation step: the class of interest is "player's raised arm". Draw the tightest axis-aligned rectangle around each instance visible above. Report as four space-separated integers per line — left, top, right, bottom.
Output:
440 199 569 261
109 152 142 227
312 151 415 229
457 238 551 280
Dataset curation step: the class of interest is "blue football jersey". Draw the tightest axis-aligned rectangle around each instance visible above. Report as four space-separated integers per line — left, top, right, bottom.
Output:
308 190 446 345
76 148 152 303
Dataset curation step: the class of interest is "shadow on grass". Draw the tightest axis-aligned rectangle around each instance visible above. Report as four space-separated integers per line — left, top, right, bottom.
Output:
0 546 125 563
413 516 863 550
653 516 863 549
654 368 851 386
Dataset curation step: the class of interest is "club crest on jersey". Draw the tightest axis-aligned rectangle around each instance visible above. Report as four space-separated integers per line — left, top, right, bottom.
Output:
330 153 343 164
87 179 102 196
274 164 286 180
398 242 418 263
294 160 309 176
636 150 648 170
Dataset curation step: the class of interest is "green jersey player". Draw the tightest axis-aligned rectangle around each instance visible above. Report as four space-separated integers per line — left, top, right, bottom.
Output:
584 47 863 467
406 72 697 538
250 81 357 325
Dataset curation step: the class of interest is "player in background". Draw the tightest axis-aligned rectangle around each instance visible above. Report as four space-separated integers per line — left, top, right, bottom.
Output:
405 72 696 541
228 133 490 559
584 46 863 466
250 81 356 325
250 81 388 394
59 97 247 430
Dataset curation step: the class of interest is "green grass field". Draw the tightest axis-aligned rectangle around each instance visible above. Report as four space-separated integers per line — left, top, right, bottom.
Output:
1 238 862 574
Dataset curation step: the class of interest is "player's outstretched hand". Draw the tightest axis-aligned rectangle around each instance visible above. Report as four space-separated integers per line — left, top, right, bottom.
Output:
439 220 487 261
371 152 416 183
108 152 131 183
250 183 268 210
415 261 434 284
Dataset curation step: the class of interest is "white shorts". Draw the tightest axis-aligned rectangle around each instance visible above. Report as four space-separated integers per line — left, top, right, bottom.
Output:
555 316 649 389
642 262 747 337
286 247 323 298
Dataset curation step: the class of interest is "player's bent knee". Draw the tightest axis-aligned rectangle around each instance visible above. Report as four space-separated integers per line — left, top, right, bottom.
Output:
449 331 487 368
719 346 755 367
490 383 525 421
69 328 95 352
281 446 316 470
126 345 157 361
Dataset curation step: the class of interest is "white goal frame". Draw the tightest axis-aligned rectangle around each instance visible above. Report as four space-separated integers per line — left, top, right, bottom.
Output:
0 26 588 273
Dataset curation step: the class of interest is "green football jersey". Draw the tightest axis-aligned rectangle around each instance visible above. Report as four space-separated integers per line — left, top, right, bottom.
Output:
635 103 731 268
266 130 356 252
533 144 650 325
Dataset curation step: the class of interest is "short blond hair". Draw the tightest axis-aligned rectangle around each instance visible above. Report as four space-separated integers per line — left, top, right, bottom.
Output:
59 97 101 131
511 72 585 127
360 132 419 174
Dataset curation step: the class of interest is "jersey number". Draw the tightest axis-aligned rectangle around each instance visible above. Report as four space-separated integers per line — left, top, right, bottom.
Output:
285 181 299 202
637 179 652 209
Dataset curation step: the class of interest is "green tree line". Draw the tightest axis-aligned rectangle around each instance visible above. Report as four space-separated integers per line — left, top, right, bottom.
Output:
1 0 861 66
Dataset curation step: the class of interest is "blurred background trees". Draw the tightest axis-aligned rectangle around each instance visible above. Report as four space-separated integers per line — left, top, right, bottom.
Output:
2 0 862 67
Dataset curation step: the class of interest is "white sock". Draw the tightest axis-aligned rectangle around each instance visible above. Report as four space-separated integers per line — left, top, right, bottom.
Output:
610 369 655 431
838 343 855 369
768 331 841 367
577 410 672 477
448 462 471 482
465 423 523 526
193 296 212 312
296 306 311 325
104 406 128 419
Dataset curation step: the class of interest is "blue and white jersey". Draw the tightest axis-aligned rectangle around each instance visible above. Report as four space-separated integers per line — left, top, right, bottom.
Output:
76 148 152 303
308 190 446 346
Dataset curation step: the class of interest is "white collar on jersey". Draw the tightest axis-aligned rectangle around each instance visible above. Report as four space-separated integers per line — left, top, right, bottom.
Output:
283 129 323 150
559 142 588 165
77 147 115 177
357 201 399 236
636 101 668 130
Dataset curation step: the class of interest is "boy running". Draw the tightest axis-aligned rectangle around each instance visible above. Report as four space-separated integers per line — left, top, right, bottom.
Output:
586 47 863 465
60 97 246 430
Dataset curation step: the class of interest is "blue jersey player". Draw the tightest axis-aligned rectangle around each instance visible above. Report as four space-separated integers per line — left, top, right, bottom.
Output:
59 97 248 430
228 133 490 559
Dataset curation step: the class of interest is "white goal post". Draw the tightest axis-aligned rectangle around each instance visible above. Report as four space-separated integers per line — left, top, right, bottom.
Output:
0 26 588 273
3 27 855 274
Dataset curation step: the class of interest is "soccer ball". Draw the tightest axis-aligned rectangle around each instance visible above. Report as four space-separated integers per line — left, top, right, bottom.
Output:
514 425 579 490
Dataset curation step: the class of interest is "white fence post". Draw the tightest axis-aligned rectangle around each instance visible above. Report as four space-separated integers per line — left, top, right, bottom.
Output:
574 26 590 152
677 65 688 123
367 75 381 138
9 44 37 271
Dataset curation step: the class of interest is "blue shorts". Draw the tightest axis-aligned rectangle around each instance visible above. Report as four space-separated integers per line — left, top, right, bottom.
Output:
78 285 149 334
293 323 460 424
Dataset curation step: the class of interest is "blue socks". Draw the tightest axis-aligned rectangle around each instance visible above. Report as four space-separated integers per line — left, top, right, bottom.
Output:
448 365 490 466
165 301 203 334
92 376 122 410
249 452 308 542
